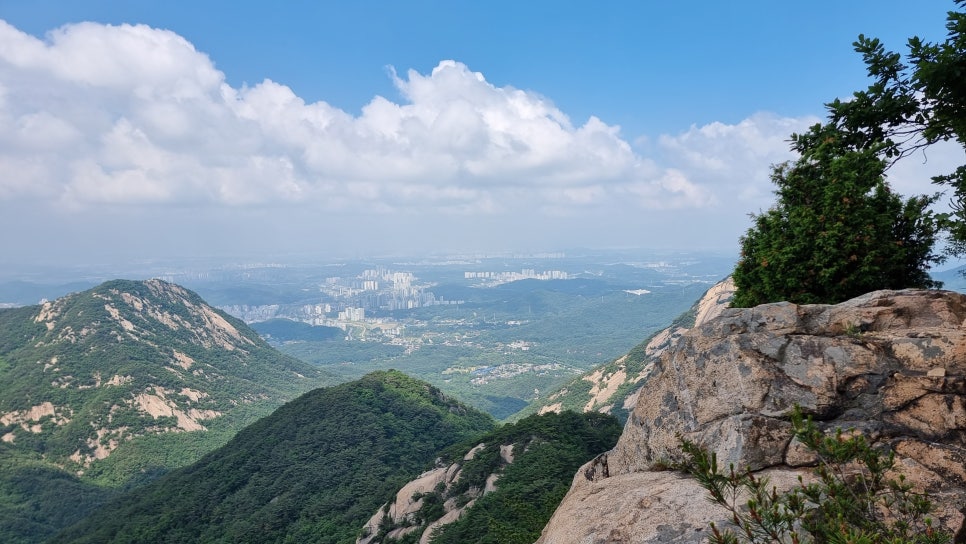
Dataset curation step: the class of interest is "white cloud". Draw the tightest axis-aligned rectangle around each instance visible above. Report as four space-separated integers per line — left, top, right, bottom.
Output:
0 20 725 219
884 139 966 200
656 112 820 208
13 19 954 260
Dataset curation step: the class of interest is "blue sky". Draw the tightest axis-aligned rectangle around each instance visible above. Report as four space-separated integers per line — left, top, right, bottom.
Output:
0 1 963 267
5 1 953 134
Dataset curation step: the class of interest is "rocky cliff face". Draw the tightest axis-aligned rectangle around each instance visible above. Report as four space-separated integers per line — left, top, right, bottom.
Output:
527 278 735 420
538 289 966 543
357 411 622 544
358 443 504 544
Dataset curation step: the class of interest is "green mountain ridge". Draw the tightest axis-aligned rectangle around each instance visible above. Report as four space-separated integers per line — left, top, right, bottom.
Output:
51 370 496 544
0 279 340 543
0 276 732 543
361 410 621 544
252 318 344 343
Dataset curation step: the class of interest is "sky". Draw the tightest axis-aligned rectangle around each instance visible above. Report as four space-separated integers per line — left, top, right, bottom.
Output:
0 1 964 269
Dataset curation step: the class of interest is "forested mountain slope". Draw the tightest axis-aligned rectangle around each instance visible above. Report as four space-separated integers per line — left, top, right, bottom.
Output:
51 371 495 544
0 279 338 542
360 410 621 544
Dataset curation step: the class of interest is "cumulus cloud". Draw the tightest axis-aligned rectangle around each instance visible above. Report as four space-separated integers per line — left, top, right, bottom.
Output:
655 112 820 207
13 18 931 259
0 20 733 218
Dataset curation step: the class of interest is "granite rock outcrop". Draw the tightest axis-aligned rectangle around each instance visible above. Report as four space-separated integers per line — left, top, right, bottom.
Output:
538 289 966 543
532 278 736 420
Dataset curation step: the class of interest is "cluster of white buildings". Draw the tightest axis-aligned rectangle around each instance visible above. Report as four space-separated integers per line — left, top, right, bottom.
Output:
463 268 569 286
338 307 365 322
310 267 463 321
221 266 461 331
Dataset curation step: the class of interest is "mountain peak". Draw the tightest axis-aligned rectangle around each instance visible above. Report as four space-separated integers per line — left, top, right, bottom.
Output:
0 279 332 482
32 278 256 353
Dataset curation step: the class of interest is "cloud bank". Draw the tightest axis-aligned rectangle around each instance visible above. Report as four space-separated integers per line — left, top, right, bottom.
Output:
0 20 847 261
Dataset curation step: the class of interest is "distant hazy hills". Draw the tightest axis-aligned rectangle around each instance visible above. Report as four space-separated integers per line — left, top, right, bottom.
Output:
930 264 966 292
0 279 339 542
51 370 496 544
518 278 735 422
252 317 344 343
0 281 99 308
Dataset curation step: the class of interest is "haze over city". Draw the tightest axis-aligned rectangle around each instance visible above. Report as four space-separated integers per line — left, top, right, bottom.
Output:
1 1 963 268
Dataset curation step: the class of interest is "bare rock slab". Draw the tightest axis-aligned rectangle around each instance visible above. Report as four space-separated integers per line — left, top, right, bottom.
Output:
538 289 966 543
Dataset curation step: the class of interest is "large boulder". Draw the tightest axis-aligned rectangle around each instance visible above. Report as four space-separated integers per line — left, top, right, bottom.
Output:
538 289 966 543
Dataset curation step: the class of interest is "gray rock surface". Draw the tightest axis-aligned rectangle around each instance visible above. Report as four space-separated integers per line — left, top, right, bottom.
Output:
538 289 966 543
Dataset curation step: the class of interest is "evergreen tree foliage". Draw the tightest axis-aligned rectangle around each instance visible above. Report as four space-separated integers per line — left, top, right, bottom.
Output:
733 2 966 306
827 1 966 255
732 123 943 307
0 453 116 544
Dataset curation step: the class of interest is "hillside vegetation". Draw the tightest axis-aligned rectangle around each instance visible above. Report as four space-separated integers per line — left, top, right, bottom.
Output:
363 410 621 544
0 279 339 542
516 278 733 422
51 371 496 544
0 453 114 543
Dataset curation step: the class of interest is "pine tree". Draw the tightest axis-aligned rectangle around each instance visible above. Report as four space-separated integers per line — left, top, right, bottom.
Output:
732 122 942 308
732 2 966 307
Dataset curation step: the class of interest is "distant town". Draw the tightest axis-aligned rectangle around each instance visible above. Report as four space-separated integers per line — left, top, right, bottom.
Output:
219 267 571 330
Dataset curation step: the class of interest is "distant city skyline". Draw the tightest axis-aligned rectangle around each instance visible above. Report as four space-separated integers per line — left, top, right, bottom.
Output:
0 1 963 268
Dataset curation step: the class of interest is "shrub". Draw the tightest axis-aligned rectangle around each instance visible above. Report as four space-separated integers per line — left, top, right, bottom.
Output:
675 408 952 544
